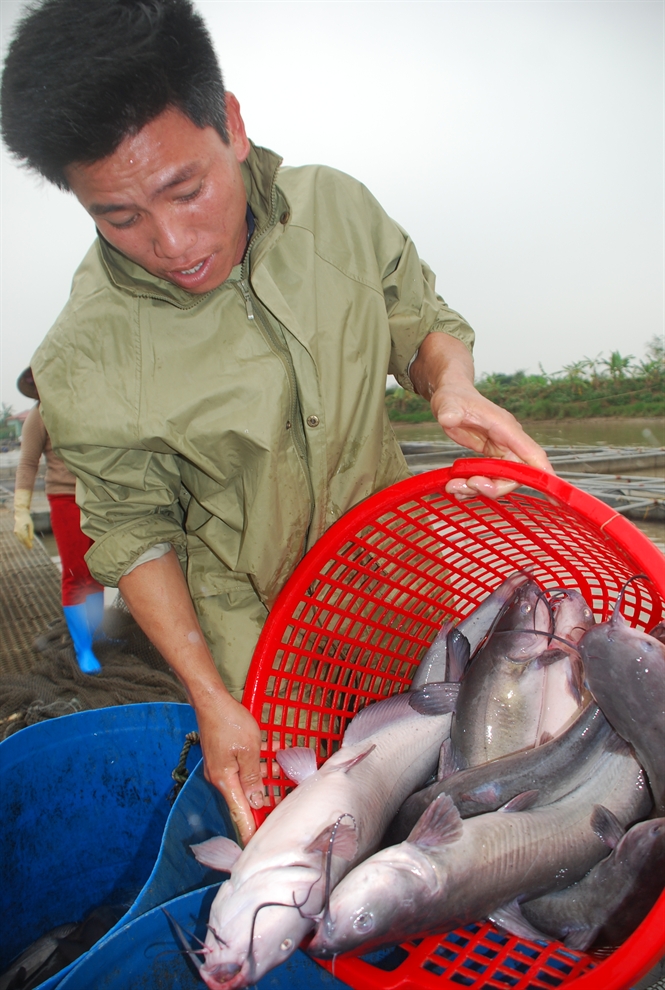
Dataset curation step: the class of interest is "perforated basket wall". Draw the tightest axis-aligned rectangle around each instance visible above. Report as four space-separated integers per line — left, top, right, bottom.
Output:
243 459 665 990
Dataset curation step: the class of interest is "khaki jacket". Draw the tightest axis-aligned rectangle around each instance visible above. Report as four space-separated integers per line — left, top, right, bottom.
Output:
32 143 474 694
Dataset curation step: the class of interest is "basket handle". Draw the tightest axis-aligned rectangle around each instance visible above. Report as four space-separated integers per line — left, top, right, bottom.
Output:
448 457 558 490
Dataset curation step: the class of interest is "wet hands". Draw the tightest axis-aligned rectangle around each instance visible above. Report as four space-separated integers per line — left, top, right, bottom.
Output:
430 379 553 499
199 696 265 847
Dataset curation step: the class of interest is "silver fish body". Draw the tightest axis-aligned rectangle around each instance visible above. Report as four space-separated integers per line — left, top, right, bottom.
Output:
450 580 555 768
308 737 651 958
191 685 458 989
412 572 530 689
389 703 612 842
520 816 665 950
537 589 594 741
0 925 78 990
580 612 665 814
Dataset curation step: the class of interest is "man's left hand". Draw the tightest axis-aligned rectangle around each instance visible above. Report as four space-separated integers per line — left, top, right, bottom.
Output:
409 332 554 498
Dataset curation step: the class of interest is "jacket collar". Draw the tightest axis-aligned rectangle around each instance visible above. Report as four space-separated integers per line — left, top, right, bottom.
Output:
97 142 284 309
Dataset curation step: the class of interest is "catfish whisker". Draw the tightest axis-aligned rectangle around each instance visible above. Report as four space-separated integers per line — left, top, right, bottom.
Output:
246 898 303 980
321 814 357 936
206 923 228 948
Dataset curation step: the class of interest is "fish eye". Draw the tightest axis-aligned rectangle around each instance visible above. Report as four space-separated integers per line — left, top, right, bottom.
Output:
583 608 592 618
280 938 293 951
353 912 374 934
520 603 531 615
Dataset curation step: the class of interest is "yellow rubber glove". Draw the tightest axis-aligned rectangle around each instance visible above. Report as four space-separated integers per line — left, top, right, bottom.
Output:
14 488 34 550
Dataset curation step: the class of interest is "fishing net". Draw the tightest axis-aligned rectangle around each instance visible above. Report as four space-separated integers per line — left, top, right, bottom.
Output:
0 513 186 740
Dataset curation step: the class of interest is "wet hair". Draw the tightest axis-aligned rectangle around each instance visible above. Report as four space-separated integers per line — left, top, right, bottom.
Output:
1 0 228 189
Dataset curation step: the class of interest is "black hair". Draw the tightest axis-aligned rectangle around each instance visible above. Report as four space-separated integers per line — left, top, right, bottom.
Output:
1 0 228 188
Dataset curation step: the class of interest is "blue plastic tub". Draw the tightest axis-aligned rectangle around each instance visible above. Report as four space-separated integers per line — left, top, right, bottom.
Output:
121 755 234 925
0 702 205 988
56 884 351 990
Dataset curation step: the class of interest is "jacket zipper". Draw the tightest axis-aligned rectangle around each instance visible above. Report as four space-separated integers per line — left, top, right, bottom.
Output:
238 175 316 539
235 278 315 516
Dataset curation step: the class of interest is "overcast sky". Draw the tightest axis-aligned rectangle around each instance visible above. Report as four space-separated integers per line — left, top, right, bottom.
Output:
1 0 663 414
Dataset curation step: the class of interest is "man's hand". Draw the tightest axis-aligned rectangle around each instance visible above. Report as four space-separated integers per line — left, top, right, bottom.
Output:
118 549 265 845
197 694 264 846
410 333 553 497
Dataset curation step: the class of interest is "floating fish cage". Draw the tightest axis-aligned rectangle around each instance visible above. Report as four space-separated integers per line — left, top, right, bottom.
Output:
244 458 665 990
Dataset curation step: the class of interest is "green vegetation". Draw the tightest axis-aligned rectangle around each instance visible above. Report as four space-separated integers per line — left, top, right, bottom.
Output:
385 336 665 423
0 403 15 440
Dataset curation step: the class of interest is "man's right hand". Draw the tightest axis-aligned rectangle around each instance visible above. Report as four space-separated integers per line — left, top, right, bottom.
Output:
197 694 265 846
118 548 265 846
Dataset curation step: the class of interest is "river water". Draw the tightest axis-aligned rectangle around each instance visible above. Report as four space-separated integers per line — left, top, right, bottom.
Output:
391 417 665 447
391 418 664 552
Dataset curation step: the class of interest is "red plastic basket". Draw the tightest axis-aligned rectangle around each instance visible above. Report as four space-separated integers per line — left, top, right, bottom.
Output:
244 459 665 990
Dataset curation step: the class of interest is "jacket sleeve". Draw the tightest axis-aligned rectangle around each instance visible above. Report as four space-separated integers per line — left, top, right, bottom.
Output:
363 186 476 390
51 443 188 588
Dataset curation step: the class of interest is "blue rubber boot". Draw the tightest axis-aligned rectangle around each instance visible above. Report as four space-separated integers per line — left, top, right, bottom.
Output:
85 591 105 642
63 603 102 674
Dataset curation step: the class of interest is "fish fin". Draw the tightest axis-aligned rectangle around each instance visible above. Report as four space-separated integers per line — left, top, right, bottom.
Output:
591 804 625 849
562 926 600 952
335 744 376 773
566 656 585 707
446 629 471 683
343 692 421 745
420 620 454 683
408 682 460 716
437 739 458 781
648 622 665 645
461 783 501 809
489 901 551 943
603 732 633 758
407 794 463 849
275 746 318 784
190 836 242 872
306 821 358 861
538 730 554 746
500 790 539 813
537 648 569 667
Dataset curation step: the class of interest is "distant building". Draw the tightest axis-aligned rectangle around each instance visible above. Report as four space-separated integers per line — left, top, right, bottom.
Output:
6 409 32 440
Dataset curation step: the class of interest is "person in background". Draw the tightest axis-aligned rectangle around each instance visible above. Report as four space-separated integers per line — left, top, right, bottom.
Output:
13 367 104 674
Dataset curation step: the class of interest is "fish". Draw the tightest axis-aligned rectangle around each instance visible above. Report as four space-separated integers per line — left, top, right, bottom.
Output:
0 925 78 990
516 815 665 951
648 622 665 645
449 579 558 767
307 733 651 958
579 592 665 814
387 703 612 843
537 589 594 742
411 571 530 689
0 908 121 990
188 682 459 989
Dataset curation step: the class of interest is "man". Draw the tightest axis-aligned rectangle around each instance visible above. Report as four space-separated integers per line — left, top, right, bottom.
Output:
1 0 551 844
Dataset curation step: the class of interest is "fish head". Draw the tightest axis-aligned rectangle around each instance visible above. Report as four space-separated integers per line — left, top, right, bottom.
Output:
548 589 595 643
493 580 552 661
618 817 665 872
199 869 320 988
580 621 665 679
308 847 436 958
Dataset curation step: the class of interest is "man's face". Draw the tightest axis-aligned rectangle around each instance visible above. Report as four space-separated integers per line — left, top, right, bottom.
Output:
65 97 251 293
